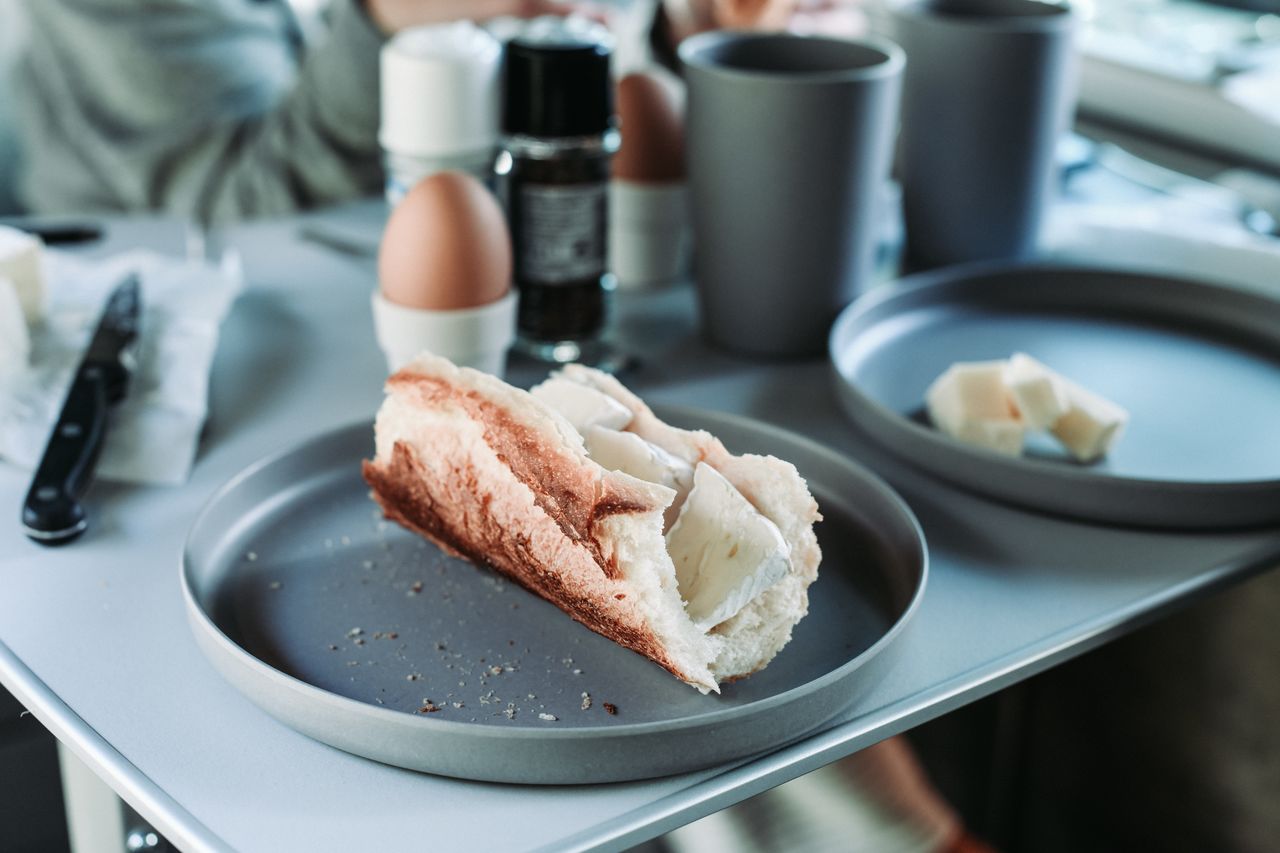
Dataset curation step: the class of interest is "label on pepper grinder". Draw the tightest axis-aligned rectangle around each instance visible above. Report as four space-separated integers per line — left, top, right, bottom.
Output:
516 182 607 284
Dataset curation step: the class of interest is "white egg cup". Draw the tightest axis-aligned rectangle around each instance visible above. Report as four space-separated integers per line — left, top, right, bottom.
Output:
371 289 518 377
609 180 692 289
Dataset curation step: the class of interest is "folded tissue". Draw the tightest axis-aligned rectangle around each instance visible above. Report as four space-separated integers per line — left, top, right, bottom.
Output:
0 249 242 486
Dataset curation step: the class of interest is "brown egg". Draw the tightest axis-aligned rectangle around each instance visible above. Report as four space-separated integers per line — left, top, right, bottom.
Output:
712 0 797 31
614 71 686 183
378 171 512 310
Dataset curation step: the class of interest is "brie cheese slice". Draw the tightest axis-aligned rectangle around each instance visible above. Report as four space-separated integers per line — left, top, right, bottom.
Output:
584 425 694 529
666 463 791 630
531 376 633 434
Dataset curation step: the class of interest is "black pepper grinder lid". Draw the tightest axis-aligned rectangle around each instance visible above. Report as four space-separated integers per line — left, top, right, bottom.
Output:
503 19 614 138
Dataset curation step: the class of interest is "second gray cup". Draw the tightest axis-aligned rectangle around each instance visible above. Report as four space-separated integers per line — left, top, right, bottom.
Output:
891 0 1077 269
680 32 904 357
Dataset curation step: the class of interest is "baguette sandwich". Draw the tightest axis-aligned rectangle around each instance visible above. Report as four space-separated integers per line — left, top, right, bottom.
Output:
362 355 821 693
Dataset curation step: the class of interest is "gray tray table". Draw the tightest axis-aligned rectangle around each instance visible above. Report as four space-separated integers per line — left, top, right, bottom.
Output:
1 205 1277 853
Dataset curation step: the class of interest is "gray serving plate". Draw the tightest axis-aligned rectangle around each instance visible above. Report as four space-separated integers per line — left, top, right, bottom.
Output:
830 263 1280 529
182 406 927 784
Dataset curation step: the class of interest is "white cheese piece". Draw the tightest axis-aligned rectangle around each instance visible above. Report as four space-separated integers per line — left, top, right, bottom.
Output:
947 418 1026 457
0 225 45 325
530 376 633 434
665 462 791 630
1050 377 1129 462
1004 352 1070 430
924 360 1024 456
584 425 694 529
0 275 31 379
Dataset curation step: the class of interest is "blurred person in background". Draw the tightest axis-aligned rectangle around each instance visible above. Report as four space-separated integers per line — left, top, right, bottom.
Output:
9 0 864 223
9 0 868 224
663 735 995 853
9 0 571 223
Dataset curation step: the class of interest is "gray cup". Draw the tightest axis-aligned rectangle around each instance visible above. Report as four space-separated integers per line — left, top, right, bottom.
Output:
891 0 1077 269
680 32 904 357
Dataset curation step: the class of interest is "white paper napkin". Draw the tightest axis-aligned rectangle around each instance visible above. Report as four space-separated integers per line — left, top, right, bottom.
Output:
0 249 242 486
0 276 30 378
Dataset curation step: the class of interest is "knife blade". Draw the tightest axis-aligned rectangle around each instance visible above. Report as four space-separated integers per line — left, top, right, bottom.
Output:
0 218 105 245
21 274 142 545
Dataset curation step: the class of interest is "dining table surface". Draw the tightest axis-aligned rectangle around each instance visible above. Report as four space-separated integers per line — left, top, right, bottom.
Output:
2 200 1279 853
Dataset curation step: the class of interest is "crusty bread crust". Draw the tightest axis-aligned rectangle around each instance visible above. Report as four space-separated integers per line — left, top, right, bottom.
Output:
363 356 719 691
364 443 690 680
363 356 821 692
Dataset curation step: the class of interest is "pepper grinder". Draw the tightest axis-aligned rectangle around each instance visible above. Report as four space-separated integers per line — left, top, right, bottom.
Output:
496 18 621 367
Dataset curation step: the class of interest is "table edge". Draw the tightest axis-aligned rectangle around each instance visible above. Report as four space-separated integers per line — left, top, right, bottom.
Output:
0 639 231 853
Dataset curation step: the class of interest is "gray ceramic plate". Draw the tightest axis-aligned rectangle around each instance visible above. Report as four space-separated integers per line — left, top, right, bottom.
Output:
830 263 1280 529
182 406 927 784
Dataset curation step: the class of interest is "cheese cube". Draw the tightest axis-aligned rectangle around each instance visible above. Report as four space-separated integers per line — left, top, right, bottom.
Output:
946 417 1026 457
1051 378 1129 463
0 225 45 325
924 360 1025 456
0 275 31 378
1004 353 1070 430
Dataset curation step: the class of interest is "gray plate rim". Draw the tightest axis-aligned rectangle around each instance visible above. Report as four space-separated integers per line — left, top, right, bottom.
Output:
829 261 1280 496
181 405 929 741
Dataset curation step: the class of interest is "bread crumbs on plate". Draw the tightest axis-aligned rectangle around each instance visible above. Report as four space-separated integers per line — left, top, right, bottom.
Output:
603 703 618 716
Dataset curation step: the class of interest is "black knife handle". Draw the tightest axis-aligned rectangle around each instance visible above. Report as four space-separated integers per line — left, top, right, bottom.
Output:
21 365 111 545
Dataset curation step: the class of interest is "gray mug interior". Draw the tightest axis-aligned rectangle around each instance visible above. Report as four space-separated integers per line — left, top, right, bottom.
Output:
906 0 1075 26
906 0 1071 21
680 33 900 81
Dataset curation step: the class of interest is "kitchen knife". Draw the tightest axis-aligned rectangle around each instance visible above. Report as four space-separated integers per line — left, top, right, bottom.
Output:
21 275 141 545
0 218 105 245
